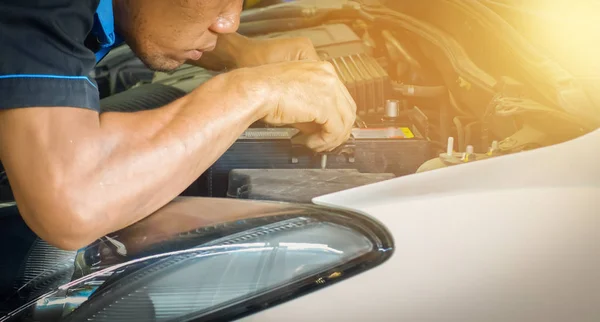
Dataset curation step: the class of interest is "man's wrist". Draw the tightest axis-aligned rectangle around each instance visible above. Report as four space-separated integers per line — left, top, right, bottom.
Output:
207 68 273 123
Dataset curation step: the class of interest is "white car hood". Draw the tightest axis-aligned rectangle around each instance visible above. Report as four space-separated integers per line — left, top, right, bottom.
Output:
241 130 600 322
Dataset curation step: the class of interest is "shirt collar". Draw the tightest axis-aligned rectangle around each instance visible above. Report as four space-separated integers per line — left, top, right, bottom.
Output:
92 0 125 63
93 0 118 48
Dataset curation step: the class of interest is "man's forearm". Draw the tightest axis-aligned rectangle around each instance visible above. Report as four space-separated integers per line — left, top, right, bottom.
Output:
1 70 269 250
94 72 265 230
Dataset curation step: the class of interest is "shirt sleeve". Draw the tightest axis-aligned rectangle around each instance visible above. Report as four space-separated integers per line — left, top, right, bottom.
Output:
0 0 101 111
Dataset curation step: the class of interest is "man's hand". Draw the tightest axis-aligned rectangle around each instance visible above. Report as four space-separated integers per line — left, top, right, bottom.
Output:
237 60 357 152
220 34 356 152
193 33 320 70
195 33 355 152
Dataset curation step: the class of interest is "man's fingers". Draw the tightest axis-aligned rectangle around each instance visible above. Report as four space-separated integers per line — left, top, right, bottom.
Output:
302 133 332 152
293 122 320 135
294 132 324 151
340 82 357 115
256 59 357 153
300 122 353 153
335 86 357 135
309 86 356 152
293 94 354 152
291 123 320 147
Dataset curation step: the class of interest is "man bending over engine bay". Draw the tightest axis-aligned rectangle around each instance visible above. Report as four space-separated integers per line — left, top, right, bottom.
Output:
0 0 357 250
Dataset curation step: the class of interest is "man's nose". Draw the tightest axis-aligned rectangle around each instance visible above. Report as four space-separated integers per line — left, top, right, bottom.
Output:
209 13 241 34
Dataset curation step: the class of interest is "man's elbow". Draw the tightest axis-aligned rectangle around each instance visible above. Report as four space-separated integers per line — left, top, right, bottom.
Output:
40 231 91 252
41 227 95 252
21 190 104 251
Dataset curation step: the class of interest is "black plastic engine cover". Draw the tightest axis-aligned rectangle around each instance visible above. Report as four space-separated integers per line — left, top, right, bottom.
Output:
227 169 395 203
184 128 432 198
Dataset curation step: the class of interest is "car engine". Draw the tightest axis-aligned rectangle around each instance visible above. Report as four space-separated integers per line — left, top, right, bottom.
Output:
98 22 438 202
3 0 593 204
89 0 598 204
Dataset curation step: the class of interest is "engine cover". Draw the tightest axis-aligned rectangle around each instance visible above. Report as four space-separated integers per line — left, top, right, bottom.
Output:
183 126 432 198
227 169 396 203
257 23 369 59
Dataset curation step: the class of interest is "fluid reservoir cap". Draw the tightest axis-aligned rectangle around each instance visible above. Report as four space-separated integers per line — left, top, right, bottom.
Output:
385 99 400 118
466 145 474 155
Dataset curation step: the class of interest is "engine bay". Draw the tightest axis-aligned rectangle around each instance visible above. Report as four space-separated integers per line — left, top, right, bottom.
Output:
3 0 593 204
90 0 599 203
98 23 440 202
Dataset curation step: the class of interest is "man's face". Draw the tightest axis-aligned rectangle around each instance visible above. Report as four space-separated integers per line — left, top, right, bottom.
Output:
115 0 244 72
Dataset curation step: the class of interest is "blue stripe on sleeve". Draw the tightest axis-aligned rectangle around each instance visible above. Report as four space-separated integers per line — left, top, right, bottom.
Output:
0 74 97 89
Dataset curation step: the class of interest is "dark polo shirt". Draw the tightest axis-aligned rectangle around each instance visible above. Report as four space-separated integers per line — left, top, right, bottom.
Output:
0 0 123 112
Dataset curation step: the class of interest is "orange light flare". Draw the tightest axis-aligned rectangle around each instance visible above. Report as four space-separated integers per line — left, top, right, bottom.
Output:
490 0 600 76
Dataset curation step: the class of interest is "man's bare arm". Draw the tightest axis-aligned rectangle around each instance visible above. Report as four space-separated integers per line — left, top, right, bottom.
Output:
0 72 260 250
0 61 355 251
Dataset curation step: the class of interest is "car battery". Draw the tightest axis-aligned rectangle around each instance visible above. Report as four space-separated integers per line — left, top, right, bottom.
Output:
227 169 396 203
186 125 433 198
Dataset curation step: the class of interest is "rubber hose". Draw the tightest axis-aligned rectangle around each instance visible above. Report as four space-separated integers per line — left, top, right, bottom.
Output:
382 30 422 70
394 84 447 97
453 117 466 152
440 99 450 144
464 121 479 148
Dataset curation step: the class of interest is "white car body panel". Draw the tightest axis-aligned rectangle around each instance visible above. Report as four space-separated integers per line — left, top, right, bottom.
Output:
240 130 600 322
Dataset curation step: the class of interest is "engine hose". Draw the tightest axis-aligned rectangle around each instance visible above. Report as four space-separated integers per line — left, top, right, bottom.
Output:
362 8 497 92
440 98 451 143
449 91 474 117
382 30 422 70
464 121 479 148
453 117 466 152
393 84 447 97
481 94 503 148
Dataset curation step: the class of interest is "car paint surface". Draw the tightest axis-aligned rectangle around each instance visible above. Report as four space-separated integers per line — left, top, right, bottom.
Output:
239 130 600 322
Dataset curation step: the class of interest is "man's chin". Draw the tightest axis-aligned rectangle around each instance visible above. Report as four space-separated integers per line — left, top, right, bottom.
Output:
138 55 185 73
